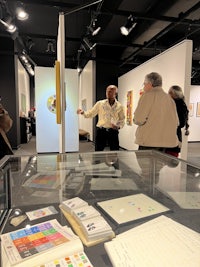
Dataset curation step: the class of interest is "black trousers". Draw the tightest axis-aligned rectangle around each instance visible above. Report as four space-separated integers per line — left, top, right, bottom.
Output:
95 127 119 151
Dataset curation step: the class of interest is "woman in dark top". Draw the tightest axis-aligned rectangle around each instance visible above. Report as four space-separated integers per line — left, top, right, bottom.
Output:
166 85 189 157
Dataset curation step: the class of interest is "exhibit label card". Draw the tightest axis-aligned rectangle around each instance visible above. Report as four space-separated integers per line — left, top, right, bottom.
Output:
26 206 58 221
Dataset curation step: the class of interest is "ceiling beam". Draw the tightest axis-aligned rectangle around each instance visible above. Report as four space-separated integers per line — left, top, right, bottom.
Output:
120 1 200 67
100 9 200 26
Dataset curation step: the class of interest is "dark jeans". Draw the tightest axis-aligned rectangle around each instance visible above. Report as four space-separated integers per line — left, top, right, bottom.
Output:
95 127 119 151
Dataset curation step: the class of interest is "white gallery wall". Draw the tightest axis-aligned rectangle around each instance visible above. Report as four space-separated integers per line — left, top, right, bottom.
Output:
35 67 79 153
118 40 193 160
189 85 200 141
79 60 95 141
18 59 30 117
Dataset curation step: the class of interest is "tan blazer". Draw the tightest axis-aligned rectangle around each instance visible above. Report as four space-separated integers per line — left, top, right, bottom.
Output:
133 86 179 148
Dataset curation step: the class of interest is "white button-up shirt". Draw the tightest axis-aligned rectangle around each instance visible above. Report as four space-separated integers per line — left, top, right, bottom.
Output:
83 99 125 129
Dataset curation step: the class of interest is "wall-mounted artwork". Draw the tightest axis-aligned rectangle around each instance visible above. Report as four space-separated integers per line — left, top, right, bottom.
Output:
126 90 133 126
21 93 26 114
196 102 200 117
189 103 194 117
82 98 87 111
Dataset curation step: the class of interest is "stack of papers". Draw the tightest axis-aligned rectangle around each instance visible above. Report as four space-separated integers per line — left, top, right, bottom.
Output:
104 215 200 267
61 197 88 214
73 205 101 223
60 197 115 243
81 216 114 242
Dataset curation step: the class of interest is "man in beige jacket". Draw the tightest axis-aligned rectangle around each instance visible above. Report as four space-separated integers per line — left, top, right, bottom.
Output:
133 72 179 151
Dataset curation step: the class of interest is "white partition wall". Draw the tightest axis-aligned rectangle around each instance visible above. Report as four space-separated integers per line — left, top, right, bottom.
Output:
118 40 193 160
189 85 200 142
79 60 95 141
35 67 79 153
18 60 30 117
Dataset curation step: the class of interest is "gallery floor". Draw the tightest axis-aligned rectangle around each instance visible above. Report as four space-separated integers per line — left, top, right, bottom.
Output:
13 137 200 168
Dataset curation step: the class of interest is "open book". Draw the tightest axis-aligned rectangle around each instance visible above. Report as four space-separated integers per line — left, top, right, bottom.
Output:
1 219 88 267
104 215 200 267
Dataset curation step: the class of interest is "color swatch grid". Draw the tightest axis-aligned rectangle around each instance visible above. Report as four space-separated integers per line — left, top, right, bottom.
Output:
6 221 69 260
37 252 93 267
23 174 59 189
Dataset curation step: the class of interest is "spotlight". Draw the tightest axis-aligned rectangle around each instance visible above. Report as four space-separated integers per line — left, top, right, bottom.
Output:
88 23 101 36
16 7 29 21
46 40 55 53
6 23 17 33
0 18 17 33
83 37 96 50
120 15 137 36
27 38 35 50
89 25 101 36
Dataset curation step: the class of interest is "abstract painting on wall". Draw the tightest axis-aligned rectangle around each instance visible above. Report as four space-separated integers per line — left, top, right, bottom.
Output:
189 103 194 117
82 98 87 111
196 102 200 117
126 90 133 126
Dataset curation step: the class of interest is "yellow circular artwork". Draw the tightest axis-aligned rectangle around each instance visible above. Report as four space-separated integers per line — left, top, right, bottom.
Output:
47 95 56 114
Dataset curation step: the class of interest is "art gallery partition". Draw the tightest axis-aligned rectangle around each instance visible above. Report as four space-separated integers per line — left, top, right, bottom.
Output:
17 60 30 117
78 60 95 142
35 67 79 153
188 85 200 142
118 39 193 160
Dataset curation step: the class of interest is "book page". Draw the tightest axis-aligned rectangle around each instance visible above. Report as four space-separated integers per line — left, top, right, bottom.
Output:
105 216 200 267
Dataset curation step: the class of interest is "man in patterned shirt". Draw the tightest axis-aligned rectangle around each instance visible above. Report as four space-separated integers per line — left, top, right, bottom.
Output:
77 85 125 151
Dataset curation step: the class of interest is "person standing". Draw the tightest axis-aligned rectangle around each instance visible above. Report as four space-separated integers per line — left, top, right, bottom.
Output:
133 72 179 151
0 103 13 159
77 85 125 151
165 85 189 157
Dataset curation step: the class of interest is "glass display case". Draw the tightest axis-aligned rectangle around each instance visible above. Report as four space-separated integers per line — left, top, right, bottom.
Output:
0 157 11 228
0 150 200 266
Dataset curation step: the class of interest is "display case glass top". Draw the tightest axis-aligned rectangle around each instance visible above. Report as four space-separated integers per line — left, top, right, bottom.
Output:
0 150 200 266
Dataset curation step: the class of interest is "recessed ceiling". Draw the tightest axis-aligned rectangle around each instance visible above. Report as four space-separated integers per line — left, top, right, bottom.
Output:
0 0 200 83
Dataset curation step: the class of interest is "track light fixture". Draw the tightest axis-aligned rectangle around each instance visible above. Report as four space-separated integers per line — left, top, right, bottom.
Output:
120 15 137 36
16 5 29 21
26 38 34 50
46 40 55 53
83 37 96 50
0 18 17 33
19 52 35 76
88 19 101 36
88 25 101 36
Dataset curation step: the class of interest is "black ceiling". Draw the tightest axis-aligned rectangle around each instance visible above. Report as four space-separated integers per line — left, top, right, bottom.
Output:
1 0 200 84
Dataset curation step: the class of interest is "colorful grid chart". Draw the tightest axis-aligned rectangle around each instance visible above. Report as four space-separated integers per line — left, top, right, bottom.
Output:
22 172 63 189
11 221 68 258
1 220 71 265
37 252 93 267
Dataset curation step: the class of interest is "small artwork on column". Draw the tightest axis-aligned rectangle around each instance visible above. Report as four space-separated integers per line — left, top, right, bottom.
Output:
196 102 200 117
82 98 87 111
126 90 133 126
188 103 194 117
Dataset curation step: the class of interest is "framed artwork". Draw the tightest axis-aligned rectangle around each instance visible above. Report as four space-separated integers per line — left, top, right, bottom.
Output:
196 102 200 117
21 93 26 114
82 98 87 111
126 90 133 126
188 103 194 117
